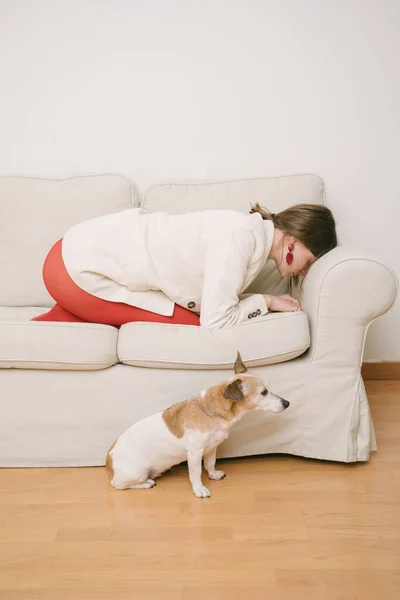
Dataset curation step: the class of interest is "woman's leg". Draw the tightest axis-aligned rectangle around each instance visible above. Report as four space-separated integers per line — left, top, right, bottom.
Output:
33 239 200 327
33 304 87 323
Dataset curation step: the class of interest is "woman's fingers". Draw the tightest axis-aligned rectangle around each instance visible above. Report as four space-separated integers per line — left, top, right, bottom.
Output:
285 295 302 311
291 300 302 311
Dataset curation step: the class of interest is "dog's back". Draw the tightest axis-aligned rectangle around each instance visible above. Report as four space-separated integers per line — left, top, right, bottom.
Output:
106 412 187 488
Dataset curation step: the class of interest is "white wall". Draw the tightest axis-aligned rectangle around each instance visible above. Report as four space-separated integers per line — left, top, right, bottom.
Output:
0 0 398 360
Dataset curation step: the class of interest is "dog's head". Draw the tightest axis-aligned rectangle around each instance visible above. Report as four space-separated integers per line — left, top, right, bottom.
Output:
222 352 290 413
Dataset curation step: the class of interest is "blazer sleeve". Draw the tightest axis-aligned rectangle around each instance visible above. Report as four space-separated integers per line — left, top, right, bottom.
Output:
200 227 268 329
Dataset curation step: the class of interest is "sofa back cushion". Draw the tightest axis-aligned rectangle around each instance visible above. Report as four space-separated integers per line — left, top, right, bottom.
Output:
142 174 325 296
142 174 325 213
0 175 139 307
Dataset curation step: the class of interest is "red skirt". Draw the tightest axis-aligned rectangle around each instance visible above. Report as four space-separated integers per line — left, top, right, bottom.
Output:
32 239 201 327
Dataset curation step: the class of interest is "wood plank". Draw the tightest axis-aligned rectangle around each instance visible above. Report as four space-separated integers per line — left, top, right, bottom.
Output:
0 381 399 600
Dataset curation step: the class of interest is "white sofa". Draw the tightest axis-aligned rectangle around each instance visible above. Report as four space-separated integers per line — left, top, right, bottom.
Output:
0 174 397 467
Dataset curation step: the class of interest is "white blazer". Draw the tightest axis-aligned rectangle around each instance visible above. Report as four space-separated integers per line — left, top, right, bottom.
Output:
61 208 274 329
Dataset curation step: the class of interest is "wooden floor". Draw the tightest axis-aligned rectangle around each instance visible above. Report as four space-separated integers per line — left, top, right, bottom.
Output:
0 381 399 600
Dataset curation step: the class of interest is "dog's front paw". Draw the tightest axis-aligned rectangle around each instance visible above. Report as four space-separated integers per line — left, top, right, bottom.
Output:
192 484 211 498
208 470 226 480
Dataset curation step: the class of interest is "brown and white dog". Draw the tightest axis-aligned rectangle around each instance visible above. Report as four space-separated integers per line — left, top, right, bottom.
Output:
106 352 290 498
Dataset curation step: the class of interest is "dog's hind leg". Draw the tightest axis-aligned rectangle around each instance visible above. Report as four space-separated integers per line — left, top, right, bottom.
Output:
111 469 156 490
127 479 156 489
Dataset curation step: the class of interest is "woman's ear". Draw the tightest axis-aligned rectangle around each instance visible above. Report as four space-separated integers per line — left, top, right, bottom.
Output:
286 235 296 246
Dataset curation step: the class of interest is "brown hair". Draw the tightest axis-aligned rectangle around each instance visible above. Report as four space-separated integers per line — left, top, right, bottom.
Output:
250 203 337 258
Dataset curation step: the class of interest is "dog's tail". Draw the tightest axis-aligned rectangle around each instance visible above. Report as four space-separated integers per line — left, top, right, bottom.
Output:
105 441 116 479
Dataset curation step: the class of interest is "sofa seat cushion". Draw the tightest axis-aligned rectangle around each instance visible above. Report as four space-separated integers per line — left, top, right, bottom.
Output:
0 306 49 321
0 307 118 370
118 311 310 369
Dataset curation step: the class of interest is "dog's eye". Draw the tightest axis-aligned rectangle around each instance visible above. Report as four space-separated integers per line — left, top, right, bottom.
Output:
261 388 268 396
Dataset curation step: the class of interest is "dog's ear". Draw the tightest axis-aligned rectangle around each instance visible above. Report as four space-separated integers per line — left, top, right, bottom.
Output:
223 378 244 402
234 351 247 374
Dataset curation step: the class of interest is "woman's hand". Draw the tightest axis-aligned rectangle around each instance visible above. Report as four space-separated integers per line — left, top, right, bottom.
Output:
264 294 302 312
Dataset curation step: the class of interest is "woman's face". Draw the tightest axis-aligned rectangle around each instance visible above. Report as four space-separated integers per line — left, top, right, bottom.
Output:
276 240 316 278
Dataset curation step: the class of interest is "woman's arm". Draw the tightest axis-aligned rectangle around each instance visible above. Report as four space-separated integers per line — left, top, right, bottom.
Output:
200 228 269 329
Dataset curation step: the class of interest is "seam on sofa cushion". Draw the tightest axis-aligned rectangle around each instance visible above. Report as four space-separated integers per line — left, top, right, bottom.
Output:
0 322 118 332
0 173 138 209
119 345 309 366
0 358 117 365
142 173 325 209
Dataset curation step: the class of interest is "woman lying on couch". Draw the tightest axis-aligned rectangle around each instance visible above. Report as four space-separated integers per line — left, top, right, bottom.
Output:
33 203 337 329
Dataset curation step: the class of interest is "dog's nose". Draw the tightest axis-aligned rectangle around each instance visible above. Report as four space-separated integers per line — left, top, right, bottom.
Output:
281 399 290 409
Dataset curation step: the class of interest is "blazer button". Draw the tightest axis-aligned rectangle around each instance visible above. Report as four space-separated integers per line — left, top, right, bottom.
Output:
188 301 196 309
256 309 261 316
248 313 253 319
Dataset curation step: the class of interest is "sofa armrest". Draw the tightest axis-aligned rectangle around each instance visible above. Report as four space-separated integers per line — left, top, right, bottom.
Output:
295 247 398 368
